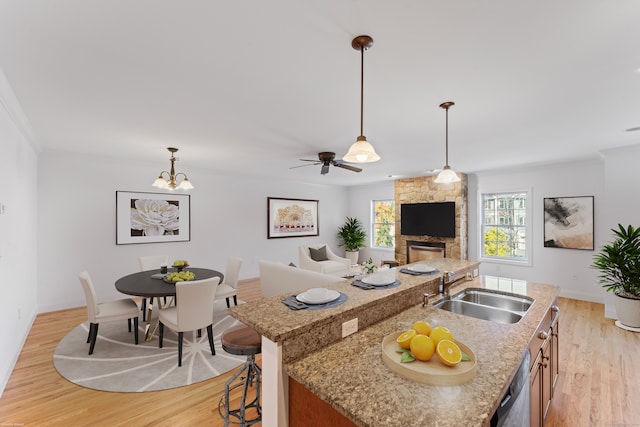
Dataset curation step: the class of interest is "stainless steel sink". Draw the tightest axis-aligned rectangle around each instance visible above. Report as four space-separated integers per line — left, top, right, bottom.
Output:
434 299 524 324
457 289 533 313
433 288 533 324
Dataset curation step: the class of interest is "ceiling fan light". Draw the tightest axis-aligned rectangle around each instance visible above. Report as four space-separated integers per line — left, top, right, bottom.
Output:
343 136 381 163
433 165 461 184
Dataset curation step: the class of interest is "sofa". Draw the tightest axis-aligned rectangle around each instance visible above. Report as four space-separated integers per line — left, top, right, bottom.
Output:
258 260 347 298
298 244 351 277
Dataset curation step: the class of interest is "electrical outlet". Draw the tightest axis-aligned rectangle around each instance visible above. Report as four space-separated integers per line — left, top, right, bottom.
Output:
342 318 358 338
473 268 479 277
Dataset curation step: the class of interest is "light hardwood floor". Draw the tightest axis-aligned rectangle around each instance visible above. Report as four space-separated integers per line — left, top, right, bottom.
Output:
1 283 638 426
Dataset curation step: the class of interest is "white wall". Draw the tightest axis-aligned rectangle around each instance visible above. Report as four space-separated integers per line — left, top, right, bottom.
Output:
37 150 349 312
347 160 609 304
346 181 395 265
0 73 39 396
469 159 605 303
600 144 640 317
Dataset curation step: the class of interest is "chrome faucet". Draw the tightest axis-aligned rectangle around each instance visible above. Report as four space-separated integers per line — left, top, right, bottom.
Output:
440 271 473 297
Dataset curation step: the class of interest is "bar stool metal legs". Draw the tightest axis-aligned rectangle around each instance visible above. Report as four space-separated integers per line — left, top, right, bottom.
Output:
218 323 262 426
218 354 262 426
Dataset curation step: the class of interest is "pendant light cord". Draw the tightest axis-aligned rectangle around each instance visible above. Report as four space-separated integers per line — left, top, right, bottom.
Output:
360 45 364 137
445 106 449 166
439 101 454 167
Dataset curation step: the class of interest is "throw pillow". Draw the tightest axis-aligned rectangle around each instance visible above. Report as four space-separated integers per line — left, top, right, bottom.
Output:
309 246 328 262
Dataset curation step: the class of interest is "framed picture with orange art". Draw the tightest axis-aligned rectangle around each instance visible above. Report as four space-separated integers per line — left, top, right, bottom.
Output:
267 197 319 238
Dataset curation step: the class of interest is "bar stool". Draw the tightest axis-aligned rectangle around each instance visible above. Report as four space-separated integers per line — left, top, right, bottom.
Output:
218 323 262 426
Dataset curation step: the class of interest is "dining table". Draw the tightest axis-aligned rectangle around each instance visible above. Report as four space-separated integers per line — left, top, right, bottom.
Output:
115 267 224 341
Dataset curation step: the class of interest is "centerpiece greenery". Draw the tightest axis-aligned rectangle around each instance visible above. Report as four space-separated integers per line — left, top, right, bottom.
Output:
592 224 640 328
361 257 377 275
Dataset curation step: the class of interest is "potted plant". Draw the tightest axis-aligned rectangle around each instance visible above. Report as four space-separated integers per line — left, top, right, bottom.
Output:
337 217 366 265
592 224 640 328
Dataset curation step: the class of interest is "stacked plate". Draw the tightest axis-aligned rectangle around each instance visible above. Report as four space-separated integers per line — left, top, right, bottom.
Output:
361 273 396 286
407 264 435 273
296 288 340 304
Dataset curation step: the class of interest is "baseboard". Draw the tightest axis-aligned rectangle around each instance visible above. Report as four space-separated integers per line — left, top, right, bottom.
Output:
0 310 37 398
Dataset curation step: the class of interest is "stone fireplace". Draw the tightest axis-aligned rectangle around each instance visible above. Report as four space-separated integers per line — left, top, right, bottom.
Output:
394 175 468 265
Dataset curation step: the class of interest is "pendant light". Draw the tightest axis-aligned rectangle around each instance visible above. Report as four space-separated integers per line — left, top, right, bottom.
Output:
152 147 194 191
343 35 381 163
434 101 461 184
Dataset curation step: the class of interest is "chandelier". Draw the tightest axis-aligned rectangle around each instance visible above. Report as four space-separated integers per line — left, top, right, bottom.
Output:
152 147 194 191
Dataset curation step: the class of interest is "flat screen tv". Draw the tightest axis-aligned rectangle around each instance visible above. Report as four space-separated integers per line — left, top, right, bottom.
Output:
400 202 456 237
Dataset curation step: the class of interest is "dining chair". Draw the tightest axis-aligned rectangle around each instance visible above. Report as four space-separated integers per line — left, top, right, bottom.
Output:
214 256 243 308
138 255 169 321
78 271 139 355
158 276 221 367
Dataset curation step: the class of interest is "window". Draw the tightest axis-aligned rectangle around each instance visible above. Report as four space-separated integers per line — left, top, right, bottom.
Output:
481 191 530 263
372 200 395 249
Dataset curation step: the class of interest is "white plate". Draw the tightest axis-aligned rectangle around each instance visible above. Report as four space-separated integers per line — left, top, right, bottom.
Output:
296 289 340 304
408 264 435 273
362 275 396 286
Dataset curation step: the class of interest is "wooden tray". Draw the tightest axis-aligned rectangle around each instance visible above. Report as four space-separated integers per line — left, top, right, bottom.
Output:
381 331 477 386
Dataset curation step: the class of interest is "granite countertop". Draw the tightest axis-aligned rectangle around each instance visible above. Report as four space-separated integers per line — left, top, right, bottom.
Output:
285 276 559 427
229 259 479 362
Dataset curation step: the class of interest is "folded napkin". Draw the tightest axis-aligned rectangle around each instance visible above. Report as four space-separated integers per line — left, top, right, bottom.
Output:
281 295 308 310
351 279 401 290
399 268 439 276
351 280 374 290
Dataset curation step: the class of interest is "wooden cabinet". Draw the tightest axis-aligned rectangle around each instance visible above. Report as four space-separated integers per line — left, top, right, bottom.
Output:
529 301 559 426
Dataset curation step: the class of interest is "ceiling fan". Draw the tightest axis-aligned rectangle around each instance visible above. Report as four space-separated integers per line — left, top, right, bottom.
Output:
291 152 363 175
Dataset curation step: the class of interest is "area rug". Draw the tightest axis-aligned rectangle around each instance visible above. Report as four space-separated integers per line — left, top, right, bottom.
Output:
53 300 247 392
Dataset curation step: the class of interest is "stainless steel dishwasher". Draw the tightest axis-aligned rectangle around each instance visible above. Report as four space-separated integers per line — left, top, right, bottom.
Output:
490 349 531 427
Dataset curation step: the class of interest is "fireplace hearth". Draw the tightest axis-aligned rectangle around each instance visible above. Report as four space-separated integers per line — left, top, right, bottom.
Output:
406 240 445 263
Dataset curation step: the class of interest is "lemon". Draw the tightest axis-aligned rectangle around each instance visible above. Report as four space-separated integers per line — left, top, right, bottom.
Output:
430 326 454 346
412 320 432 336
436 339 462 367
396 329 417 349
410 334 435 361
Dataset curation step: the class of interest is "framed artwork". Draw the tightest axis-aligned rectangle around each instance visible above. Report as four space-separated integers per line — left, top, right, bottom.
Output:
267 197 319 238
544 196 594 250
116 191 191 245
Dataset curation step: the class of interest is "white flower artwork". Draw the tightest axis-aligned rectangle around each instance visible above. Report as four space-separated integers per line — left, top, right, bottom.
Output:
130 199 180 236
116 191 190 244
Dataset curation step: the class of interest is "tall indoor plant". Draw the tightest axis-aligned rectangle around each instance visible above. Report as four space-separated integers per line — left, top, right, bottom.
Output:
592 224 640 328
337 217 366 265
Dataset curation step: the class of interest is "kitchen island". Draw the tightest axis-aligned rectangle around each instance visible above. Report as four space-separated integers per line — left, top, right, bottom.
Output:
229 259 558 426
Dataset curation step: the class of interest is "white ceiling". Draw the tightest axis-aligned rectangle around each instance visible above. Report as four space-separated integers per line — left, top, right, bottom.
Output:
1 0 639 186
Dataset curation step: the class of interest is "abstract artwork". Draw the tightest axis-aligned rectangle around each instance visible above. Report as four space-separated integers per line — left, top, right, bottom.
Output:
116 191 190 244
544 196 594 250
267 197 319 238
